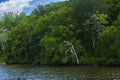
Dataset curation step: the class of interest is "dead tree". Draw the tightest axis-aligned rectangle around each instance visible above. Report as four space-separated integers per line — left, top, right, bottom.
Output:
64 41 79 65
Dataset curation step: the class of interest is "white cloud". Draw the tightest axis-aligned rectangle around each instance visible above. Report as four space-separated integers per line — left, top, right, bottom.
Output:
0 0 33 15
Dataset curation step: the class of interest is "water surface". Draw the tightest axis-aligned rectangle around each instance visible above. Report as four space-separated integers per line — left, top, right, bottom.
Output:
0 64 120 80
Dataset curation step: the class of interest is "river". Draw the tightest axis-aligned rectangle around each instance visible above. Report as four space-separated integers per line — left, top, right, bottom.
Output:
0 64 120 80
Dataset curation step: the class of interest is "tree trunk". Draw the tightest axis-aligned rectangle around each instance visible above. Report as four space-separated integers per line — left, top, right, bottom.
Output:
92 36 95 49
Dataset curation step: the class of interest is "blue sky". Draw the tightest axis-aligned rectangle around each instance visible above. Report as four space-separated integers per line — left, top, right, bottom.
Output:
25 0 65 15
0 0 65 16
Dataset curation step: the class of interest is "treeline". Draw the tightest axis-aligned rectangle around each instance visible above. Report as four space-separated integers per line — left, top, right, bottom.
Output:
0 0 120 65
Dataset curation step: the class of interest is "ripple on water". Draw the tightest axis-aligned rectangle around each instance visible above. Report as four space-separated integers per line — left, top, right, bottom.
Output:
0 65 120 80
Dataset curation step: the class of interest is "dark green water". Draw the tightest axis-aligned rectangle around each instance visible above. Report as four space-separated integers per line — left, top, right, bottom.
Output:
0 64 120 80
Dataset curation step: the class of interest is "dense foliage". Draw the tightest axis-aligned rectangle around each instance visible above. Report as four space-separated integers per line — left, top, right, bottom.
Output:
0 0 120 65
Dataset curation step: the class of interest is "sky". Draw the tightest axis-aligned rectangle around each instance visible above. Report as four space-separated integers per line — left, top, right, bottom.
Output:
0 0 65 16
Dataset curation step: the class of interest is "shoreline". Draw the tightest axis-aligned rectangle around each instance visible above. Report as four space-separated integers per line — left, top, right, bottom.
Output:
1 62 120 67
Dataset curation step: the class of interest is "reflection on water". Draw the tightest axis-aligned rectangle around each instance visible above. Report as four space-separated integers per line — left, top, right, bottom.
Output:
0 64 120 80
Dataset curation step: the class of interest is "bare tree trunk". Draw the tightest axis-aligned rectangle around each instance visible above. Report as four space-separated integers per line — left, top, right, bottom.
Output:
25 53 28 58
71 45 79 65
64 41 79 65
92 36 95 49
2 43 5 56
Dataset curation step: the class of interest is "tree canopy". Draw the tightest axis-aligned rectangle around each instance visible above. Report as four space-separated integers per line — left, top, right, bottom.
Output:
0 0 120 66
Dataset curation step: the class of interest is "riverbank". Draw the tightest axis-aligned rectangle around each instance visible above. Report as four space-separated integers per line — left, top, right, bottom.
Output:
2 62 120 67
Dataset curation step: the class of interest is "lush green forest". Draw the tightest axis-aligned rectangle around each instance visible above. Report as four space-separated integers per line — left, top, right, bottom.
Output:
0 0 120 66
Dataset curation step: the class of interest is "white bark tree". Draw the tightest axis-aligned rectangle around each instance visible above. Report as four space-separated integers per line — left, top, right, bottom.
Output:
0 29 9 55
64 41 79 65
